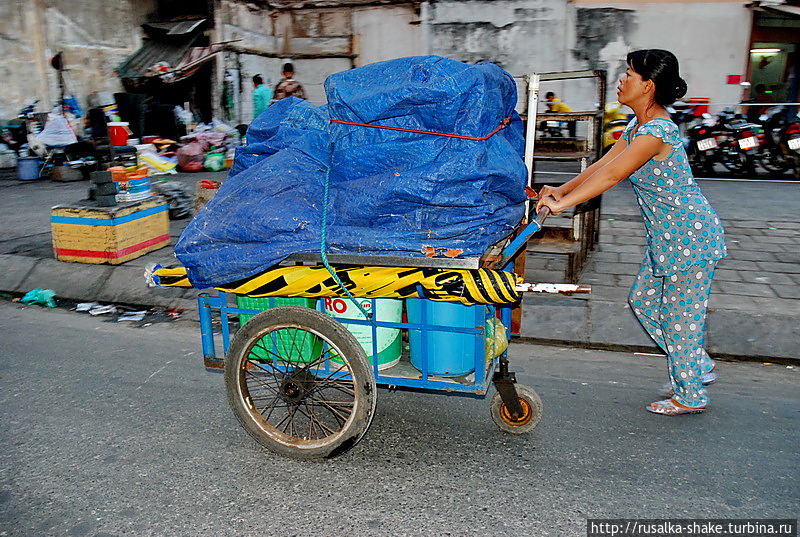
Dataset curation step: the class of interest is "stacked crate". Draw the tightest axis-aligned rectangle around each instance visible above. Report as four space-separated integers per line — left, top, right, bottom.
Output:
51 197 169 264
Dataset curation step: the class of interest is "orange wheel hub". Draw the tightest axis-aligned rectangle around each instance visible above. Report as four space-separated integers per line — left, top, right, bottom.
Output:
499 397 532 426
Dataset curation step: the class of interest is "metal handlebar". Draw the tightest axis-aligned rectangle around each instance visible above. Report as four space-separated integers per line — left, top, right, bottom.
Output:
534 205 550 226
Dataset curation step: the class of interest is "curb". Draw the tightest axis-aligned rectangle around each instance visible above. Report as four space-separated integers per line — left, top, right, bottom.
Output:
2 253 797 363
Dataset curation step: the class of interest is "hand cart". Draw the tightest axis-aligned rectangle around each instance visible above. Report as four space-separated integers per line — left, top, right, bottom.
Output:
152 74 591 459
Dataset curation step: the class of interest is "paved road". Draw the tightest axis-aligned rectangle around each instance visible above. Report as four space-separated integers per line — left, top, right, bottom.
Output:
1 302 797 536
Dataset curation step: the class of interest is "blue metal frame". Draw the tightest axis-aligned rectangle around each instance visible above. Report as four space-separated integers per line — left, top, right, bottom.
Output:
197 284 515 398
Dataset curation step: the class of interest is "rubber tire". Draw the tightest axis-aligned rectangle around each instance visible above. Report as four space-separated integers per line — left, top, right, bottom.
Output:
224 306 376 459
490 384 543 434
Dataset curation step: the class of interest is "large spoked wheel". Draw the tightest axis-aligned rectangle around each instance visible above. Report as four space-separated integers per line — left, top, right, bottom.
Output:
224 306 376 459
490 384 543 434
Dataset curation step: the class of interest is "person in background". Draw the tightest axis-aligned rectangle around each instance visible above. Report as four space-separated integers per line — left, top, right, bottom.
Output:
273 63 307 102
252 75 273 120
746 84 775 122
545 91 576 138
536 49 727 416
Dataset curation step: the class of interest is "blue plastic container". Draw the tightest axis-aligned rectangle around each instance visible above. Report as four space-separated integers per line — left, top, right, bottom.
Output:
17 157 42 181
407 299 488 377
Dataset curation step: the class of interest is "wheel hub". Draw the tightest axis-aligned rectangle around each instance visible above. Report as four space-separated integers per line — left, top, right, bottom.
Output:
500 398 532 426
280 369 315 403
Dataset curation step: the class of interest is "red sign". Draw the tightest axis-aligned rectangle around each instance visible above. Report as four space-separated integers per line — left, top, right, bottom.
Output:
726 74 743 85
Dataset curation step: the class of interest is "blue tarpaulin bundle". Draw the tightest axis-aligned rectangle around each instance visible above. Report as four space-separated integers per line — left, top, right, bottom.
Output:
175 56 527 289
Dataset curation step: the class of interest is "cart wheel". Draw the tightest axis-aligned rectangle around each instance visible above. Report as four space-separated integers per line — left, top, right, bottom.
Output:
224 306 376 459
490 384 543 434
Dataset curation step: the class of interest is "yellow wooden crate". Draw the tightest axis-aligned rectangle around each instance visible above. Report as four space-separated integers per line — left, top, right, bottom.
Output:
51 197 170 265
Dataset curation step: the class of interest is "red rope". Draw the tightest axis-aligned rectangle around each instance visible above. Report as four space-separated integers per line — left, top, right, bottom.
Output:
329 116 512 141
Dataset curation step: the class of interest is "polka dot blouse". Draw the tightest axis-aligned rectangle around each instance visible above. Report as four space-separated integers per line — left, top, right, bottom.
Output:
622 117 727 276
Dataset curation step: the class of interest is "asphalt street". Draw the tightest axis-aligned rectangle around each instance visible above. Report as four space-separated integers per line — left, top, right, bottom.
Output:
0 301 797 536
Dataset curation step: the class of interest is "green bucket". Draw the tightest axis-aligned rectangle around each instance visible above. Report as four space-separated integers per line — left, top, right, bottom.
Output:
236 296 321 364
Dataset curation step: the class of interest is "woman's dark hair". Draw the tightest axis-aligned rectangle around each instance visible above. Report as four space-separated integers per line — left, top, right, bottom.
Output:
626 49 687 106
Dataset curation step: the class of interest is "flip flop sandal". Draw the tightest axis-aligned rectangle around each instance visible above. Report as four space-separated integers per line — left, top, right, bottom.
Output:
646 398 706 415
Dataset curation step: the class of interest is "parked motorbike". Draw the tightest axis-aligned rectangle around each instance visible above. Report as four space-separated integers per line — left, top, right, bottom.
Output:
538 119 571 138
684 113 720 176
714 108 759 176
756 106 800 179
602 102 629 154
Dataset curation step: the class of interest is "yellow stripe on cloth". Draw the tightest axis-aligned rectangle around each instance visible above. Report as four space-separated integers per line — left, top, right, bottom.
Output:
153 264 521 305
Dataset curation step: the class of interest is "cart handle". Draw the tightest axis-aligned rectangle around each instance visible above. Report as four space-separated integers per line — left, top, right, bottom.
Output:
492 206 550 270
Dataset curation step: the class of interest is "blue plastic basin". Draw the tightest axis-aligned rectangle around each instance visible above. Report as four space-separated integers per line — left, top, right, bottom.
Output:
17 157 42 181
407 299 488 377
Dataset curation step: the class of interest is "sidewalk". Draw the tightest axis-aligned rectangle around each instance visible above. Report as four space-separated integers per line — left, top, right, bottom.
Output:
523 177 800 362
0 170 798 362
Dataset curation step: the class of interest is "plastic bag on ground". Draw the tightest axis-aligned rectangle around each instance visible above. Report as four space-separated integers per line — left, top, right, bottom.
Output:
177 142 204 172
20 288 57 308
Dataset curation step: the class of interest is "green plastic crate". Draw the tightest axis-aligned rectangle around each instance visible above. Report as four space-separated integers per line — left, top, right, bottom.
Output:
236 296 321 363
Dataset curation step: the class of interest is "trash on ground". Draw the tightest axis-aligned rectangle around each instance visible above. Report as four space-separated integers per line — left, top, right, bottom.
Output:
117 311 147 322
75 302 98 312
166 308 185 319
89 304 117 316
20 288 57 308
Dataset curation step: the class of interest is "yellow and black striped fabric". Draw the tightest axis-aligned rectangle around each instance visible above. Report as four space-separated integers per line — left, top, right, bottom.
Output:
154 264 521 305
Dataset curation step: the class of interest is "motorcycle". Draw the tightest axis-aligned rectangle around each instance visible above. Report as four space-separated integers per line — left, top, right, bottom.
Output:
602 102 629 155
684 113 720 176
714 108 759 176
756 106 800 179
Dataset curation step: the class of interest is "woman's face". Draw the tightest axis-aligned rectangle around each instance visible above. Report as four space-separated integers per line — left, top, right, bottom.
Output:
617 64 649 106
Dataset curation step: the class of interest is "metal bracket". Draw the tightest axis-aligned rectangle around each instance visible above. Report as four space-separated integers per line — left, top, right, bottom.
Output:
492 359 523 418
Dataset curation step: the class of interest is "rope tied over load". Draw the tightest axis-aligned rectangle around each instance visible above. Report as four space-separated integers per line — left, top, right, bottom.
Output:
329 116 513 141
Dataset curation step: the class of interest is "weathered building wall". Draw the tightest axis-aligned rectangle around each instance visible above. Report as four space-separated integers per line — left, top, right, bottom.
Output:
0 0 154 118
214 0 422 121
352 5 425 67
605 2 752 111
429 0 752 114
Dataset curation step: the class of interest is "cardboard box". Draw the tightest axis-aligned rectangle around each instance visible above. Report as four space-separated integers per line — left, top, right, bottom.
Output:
51 197 169 264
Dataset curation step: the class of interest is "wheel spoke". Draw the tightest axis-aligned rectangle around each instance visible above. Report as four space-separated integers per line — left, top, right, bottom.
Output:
244 370 281 395
307 396 351 425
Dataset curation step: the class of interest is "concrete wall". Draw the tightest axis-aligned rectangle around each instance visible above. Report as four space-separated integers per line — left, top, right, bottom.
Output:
352 5 425 67
0 0 155 119
214 0 423 121
428 0 752 115
600 2 752 112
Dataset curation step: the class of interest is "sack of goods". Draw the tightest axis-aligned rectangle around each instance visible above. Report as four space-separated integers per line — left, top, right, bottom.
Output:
175 56 527 289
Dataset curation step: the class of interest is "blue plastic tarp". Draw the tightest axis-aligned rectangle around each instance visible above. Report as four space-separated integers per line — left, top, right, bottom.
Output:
175 56 527 289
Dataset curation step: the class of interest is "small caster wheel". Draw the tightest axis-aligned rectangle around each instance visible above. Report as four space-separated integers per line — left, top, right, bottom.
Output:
490 384 542 434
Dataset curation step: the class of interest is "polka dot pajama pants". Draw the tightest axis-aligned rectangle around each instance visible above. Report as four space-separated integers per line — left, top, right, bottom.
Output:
628 257 717 408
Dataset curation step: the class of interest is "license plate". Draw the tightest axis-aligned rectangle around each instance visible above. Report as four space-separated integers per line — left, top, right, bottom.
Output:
788 137 800 150
738 136 758 150
697 138 717 151
546 121 560 127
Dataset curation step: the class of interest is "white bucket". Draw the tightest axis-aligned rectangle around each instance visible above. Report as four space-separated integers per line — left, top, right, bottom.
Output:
323 297 402 370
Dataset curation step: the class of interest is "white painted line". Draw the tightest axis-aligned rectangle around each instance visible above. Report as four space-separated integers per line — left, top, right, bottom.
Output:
696 177 799 184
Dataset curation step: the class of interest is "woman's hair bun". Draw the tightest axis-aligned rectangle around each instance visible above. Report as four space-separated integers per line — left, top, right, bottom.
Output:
673 77 687 101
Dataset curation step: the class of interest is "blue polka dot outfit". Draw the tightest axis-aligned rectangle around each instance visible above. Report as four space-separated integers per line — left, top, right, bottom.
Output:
622 117 727 408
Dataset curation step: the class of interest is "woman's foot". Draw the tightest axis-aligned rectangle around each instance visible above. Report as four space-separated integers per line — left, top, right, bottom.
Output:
646 398 706 415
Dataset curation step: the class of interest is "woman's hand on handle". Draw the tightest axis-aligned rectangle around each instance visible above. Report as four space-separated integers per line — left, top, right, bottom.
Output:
536 195 565 215
537 184 564 202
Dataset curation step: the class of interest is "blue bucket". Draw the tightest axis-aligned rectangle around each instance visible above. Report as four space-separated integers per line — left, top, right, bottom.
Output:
407 299 489 377
17 157 42 181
